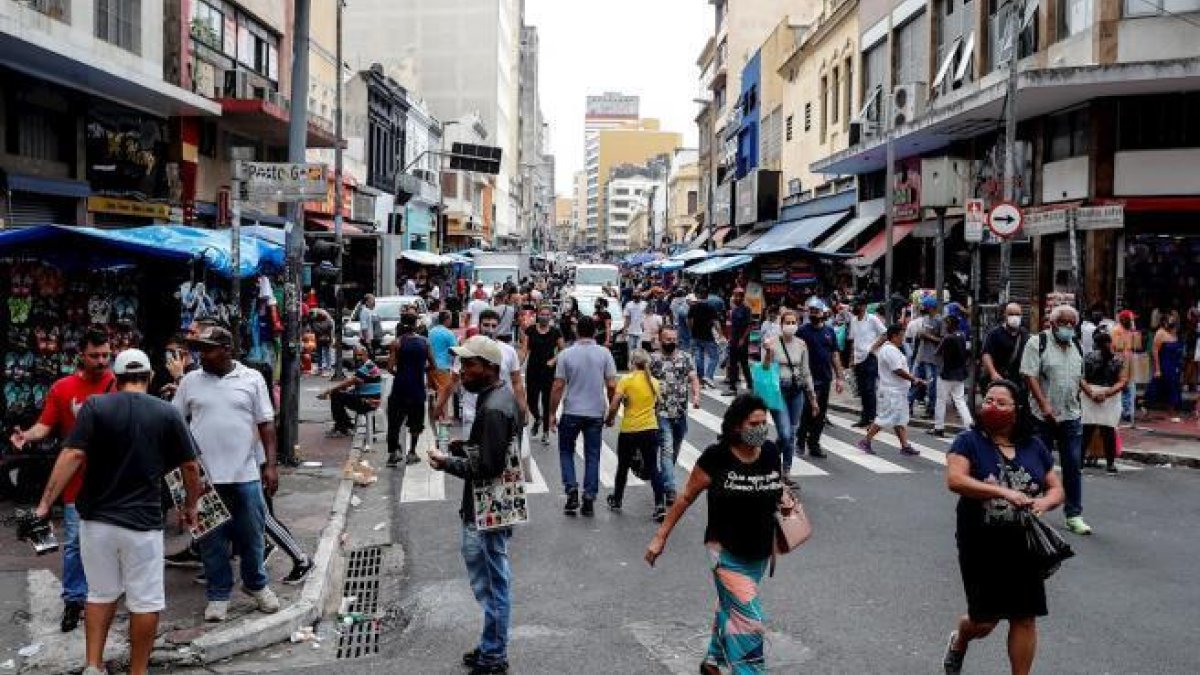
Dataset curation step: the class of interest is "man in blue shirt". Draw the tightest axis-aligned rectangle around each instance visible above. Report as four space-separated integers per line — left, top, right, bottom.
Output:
427 310 458 423
797 299 846 458
319 345 382 436
724 288 752 395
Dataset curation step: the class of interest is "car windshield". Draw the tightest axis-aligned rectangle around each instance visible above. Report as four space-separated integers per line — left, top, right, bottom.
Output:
575 267 617 286
476 268 516 284
574 296 596 315
352 300 415 321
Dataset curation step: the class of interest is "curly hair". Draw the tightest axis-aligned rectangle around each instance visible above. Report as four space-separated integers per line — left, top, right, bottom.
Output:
718 393 768 446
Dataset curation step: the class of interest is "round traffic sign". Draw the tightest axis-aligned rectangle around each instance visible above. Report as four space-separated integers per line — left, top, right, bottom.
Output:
988 202 1023 238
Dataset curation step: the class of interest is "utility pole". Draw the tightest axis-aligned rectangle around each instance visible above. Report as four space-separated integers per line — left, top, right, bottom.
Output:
934 206 946 314
332 0 346 379
882 12 896 321
999 0 1023 305
229 159 243 355
280 0 311 466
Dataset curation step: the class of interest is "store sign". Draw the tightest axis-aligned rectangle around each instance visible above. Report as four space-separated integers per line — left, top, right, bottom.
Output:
712 181 733 227
1023 207 1068 237
1075 204 1124 231
735 172 758 226
964 198 985 243
87 196 171 219
239 162 327 201
892 157 922 222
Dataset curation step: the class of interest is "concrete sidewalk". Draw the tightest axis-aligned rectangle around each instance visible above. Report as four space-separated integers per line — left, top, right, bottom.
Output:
828 387 1200 469
1 376 363 674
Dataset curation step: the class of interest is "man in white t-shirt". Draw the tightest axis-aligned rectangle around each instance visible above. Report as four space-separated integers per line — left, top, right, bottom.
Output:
434 309 526 432
857 324 925 457
467 290 490 328
848 298 888 427
623 294 647 354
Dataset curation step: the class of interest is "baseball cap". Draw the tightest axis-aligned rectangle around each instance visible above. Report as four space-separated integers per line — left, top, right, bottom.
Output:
187 325 234 349
113 348 152 376
451 335 504 366
805 297 829 312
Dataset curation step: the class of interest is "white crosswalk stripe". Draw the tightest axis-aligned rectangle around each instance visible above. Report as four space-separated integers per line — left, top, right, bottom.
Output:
398 448 446 502
574 439 645 489
818 436 912 474
825 414 947 466
687 406 827 477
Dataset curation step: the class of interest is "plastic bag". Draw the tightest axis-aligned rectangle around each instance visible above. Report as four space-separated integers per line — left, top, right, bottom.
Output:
750 361 784 411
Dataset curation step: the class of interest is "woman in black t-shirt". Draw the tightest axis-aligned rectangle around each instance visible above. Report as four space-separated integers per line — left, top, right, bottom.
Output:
521 305 564 443
559 297 580 345
644 395 784 675
594 297 613 349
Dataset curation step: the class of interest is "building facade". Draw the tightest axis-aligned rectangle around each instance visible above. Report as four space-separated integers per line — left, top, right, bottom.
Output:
667 150 702 245
584 91 640 247
593 119 682 249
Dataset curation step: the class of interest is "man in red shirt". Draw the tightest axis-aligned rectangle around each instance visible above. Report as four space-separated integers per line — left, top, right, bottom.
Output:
12 329 114 632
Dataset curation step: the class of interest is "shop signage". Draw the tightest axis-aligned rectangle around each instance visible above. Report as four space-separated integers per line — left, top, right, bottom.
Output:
735 173 758 226
964 198 985 243
712 181 733 227
1022 206 1067 237
892 157 922 222
239 162 327 201
987 202 1023 239
87 196 171 219
1075 204 1124 231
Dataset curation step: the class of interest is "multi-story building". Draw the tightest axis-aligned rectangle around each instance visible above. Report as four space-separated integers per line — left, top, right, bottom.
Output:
593 119 682 249
809 0 1200 323
667 150 702 245
572 169 588 249
441 113 494 252
343 0 522 243
554 196 574 251
583 92 639 246
605 161 668 253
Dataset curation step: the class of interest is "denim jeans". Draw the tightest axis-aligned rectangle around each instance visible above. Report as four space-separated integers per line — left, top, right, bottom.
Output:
693 340 720 381
853 354 879 423
1121 381 1136 423
61 503 87 604
909 362 940 410
658 415 688 495
557 414 603 499
199 481 269 601
769 386 806 473
800 380 831 451
1036 417 1084 518
461 524 512 668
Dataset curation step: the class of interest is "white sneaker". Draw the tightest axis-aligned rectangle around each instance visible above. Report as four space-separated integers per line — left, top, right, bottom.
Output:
249 586 281 613
204 600 229 622
82 667 107 675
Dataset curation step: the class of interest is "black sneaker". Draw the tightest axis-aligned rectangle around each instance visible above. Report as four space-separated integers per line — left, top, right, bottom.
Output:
942 630 965 674
928 429 947 438
405 452 421 465
386 452 402 468
564 489 580 516
580 497 595 517
808 448 827 459
652 504 666 523
60 601 84 632
282 559 314 585
164 545 203 568
462 648 481 667
606 495 622 512
468 662 508 675
1106 464 1118 474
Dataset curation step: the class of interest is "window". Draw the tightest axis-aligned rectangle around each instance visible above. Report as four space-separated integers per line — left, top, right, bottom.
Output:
786 114 794 141
1125 0 1200 15
804 102 812 131
989 1 1038 73
819 75 828 142
862 42 887 120
191 1 223 50
844 57 854 129
893 12 930 87
1117 93 1200 150
1044 107 1089 161
687 191 698 214
23 0 70 22
831 67 840 124
1059 0 1093 39
95 0 140 53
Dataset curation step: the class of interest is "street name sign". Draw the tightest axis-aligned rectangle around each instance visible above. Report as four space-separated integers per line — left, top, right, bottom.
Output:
238 162 327 201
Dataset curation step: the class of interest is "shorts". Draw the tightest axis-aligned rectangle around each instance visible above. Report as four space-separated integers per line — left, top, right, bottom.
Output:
80 519 165 613
429 369 453 397
390 394 427 434
874 386 911 428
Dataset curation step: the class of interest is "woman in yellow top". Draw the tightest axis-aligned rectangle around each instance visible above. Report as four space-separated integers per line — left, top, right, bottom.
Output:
606 349 668 521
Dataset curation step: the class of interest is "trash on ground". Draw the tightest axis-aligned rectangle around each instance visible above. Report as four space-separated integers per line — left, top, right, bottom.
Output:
302 461 324 468
350 495 362 507
373 522 387 531
290 626 320 643
343 459 378 486
16 643 41 658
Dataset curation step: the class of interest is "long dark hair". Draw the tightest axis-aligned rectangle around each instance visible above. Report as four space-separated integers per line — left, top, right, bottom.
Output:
718 393 768 446
975 378 1034 444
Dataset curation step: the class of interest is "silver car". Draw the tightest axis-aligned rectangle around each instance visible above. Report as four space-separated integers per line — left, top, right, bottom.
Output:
341 295 427 354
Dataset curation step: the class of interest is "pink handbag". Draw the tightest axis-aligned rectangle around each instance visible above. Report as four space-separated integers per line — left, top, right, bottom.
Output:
773 489 812 558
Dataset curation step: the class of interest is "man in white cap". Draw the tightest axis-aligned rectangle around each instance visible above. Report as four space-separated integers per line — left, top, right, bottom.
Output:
428 336 521 675
35 349 202 675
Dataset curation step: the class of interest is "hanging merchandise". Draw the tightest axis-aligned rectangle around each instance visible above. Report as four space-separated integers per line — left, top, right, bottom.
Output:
788 261 818 286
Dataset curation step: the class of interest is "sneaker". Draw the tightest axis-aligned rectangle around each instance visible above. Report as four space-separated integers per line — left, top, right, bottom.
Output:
325 427 351 438
81 667 107 675
405 451 421 465
264 540 277 564
1106 465 1119 474
60 601 84 632
468 662 508 675
1065 516 1093 536
942 630 965 674
652 504 666 523
851 420 869 428
164 545 203 568
463 648 481 667
204 600 229 622
606 494 622 512
386 452 402 468
580 497 595 517
564 489 580 516
248 586 281 613
927 428 947 438
282 559 315 585
808 448 827 459
194 570 207 585
856 439 876 455
540 434 550 446
900 446 920 456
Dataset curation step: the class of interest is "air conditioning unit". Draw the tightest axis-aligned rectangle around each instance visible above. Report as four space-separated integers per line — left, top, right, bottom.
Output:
267 91 290 112
787 178 802 196
848 119 880 146
224 70 250 99
891 83 927 128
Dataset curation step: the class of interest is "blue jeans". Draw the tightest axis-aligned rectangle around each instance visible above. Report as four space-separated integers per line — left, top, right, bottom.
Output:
61 504 87 604
199 481 269 601
558 414 603 499
693 340 720 381
461 524 512 667
1121 381 1136 423
910 362 940 410
769 386 806 474
658 415 688 496
1036 417 1084 518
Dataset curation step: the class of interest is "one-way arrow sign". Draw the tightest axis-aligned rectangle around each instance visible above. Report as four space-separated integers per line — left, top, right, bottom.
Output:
988 202 1023 239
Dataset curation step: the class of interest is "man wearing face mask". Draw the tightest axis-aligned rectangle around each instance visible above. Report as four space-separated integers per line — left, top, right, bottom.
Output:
797 299 846 458
650 327 701 504
724 289 753 396
520 305 564 445
982 303 1029 388
1020 304 1090 535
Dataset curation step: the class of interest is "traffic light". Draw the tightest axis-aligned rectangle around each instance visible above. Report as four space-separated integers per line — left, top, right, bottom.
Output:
449 143 502 175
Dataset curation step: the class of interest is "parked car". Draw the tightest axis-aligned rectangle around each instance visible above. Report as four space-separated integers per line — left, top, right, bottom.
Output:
341 295 427 355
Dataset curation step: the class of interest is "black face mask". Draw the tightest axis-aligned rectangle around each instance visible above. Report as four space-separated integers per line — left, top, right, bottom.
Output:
661 342 677 354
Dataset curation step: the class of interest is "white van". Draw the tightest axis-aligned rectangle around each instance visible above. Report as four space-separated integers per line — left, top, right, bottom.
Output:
572 263 619 296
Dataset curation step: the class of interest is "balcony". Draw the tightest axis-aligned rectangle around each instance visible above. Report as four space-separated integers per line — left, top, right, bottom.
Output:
11 0 68 22
709 40 728 91
217 69 337 148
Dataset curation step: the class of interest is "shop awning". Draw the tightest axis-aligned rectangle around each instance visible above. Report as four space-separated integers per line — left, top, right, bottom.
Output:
685 254 753 275
711 226 733 247
722 225 771 250
306 216 363 235
0 225 283 277
671 249 709 262
850 221 920 268
5 173 92 198
818 199 886 254
400 249 450 266
243 225 285 246
717 210 850 256
686 229 712 250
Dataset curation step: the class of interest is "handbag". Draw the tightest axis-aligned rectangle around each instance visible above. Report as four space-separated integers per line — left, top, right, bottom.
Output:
769 488 811 576
1019 510 1075 579
751 360 784 411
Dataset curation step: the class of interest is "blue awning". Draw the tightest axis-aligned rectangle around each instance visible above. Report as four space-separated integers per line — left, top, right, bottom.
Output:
715 210 850 257
685 254 753 275
0 225 283 278
5 174 91 198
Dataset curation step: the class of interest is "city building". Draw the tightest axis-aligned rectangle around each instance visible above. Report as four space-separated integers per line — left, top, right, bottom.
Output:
572 169 588 249
583 92 639 247
605 160 667 253
667 150 702 245
593 119 682 248
518 25 556 252
342 0 523 243
554 196 574 250
440 113 494 252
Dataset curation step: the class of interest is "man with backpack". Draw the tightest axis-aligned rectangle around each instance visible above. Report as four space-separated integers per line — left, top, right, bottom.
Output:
1020 304 1090 536
982 303 1029 387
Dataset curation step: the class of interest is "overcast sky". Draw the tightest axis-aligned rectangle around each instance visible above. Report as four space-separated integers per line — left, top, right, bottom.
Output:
526 0 711 197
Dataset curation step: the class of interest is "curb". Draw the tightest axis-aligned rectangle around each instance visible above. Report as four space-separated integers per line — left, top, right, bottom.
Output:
153 448 358 667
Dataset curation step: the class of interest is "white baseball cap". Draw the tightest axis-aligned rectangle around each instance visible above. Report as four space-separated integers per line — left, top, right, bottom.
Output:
113 348 153 376
451 335 504 366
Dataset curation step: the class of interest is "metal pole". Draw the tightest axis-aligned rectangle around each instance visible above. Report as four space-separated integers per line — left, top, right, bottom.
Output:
999 0 1022 305
332 0 345 379
884 134 895 320
230 164 242 355
934 207 946 314
280 0 312 465
969 243 982 412
1067 207 1081 306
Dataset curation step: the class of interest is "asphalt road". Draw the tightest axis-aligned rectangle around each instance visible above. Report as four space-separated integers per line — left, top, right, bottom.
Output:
197 388 1200 675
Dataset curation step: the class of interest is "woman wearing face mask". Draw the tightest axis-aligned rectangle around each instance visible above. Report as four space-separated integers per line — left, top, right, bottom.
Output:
560 297 581 346
521 304 565 444
762 310 819 484
644 394 784 675
942 380 1064 675
1148 313 1185 414
1081 331 1128 472
605 350 668 520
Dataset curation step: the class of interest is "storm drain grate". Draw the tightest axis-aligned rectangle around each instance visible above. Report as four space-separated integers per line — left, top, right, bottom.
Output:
336 545 384 659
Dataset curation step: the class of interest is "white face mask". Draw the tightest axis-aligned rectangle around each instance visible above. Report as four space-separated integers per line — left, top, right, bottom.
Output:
1006 315 1022 329
782 324 798 336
